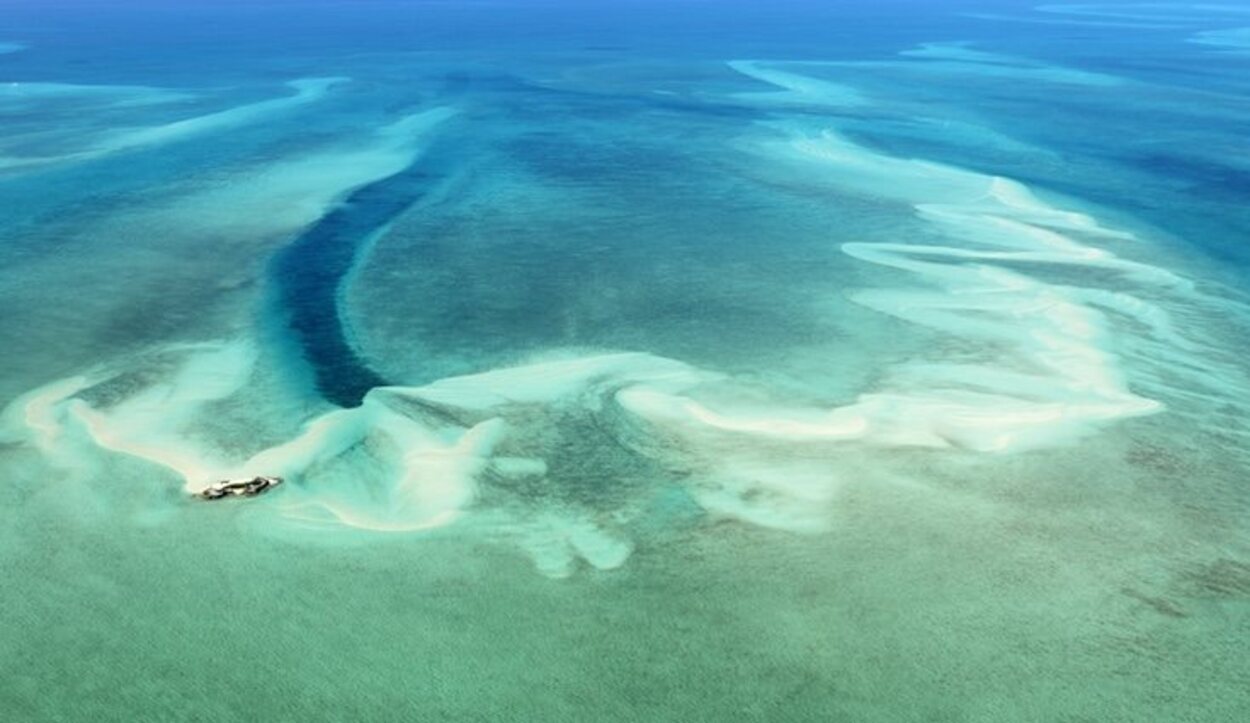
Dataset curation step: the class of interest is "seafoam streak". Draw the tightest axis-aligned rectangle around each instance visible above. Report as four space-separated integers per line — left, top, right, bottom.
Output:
0 82 194 107
727 60 867 107
0 77 346 172
1190 27 1250 52
750 45 1124 89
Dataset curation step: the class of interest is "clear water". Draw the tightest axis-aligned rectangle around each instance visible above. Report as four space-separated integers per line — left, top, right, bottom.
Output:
2 1 1249 720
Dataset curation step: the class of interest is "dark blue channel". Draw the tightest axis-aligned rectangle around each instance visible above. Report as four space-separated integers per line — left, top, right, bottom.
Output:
268 153 445 407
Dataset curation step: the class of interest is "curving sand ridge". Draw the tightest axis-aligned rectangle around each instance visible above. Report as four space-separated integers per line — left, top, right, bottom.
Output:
97 77 346 151
0 349 720 576
757 124 1174 450
723 60 1198 448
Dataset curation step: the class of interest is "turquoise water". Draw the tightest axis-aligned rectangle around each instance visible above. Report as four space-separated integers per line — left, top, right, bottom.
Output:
2 1 1249 720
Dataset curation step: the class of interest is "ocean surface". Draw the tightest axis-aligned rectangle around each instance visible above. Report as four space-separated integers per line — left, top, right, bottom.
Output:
2 1 1249 720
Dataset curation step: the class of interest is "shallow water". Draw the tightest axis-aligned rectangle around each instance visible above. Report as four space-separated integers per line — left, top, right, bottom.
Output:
2 1 1249 720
